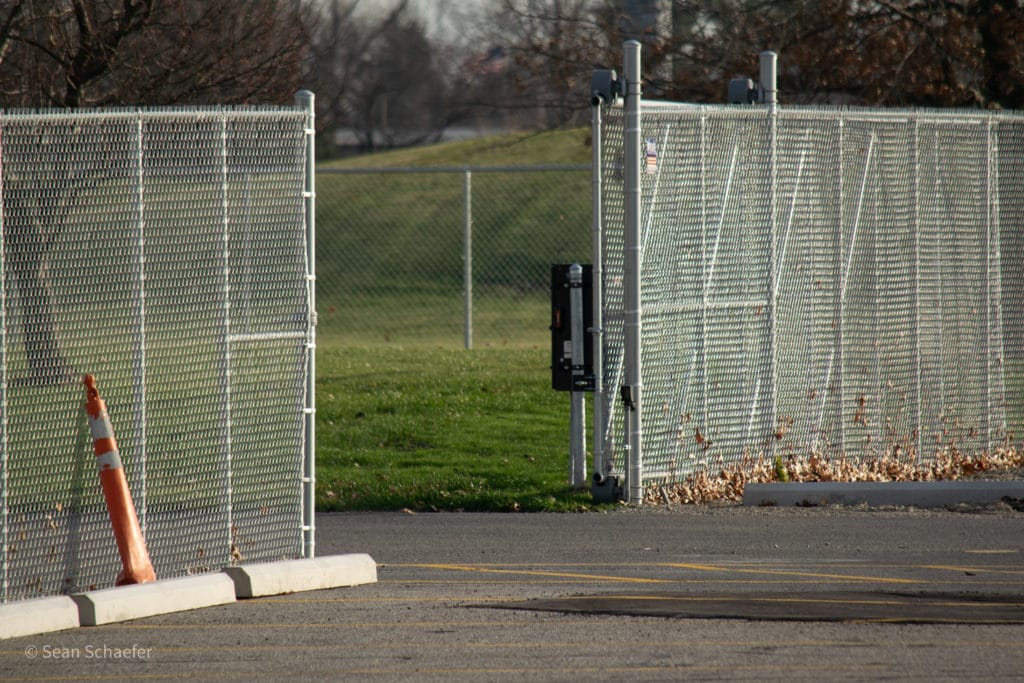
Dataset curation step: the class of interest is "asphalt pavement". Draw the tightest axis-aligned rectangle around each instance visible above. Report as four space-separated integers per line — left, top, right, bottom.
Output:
2 502 1023 681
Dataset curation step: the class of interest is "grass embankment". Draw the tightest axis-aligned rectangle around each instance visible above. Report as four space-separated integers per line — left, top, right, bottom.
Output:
320 127 592 169
316 128 592 348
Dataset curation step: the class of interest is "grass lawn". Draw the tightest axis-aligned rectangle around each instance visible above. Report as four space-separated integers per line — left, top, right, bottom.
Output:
316 345 600 512
313 127 600 511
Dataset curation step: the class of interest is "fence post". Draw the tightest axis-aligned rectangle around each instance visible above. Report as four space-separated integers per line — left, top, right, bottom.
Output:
131 113 148 536
985 116 1005 451
759 51 777 107
218 113 235 564
912 119 924 459
568 264 587 488
0 121 7 603
837 115 847 454
590 100 606 483
463 169 473 350
761 50 778 460
623 40 644 503
297 90 317 559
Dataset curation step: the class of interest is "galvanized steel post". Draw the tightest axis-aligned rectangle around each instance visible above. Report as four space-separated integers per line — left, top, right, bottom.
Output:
463 169 473 350
568 263 586 488
131 113 149 536
297 90 317 559
590 100 606 482
761 50 778 461
759 51 777 108
218 113 235 558
0 122 7 602
623 41 643 503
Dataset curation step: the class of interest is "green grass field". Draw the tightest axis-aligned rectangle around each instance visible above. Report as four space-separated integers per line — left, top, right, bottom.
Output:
316 346 597 512
314 128 602 511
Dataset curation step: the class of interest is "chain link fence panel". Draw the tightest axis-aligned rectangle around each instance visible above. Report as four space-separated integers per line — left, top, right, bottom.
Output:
1 105 312 603
599 104 1024 487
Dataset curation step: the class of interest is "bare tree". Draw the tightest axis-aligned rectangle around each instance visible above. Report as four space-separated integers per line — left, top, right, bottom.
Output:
791 0 1024 108
305 0 368 150
0 0 311 383
665 0 1024 107
308 0 474 154
474 0 619 128
481 0 1024 112
0 0 310 107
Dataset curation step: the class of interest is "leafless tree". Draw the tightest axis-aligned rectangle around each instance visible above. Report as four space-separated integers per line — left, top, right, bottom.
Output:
662 0 1024 108
485 0 1024 110
0 0 311 383
469 0 619 128
0 0 310 107
308 0 475 154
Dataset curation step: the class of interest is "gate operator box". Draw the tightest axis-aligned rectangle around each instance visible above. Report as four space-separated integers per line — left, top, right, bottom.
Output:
550 263 594 391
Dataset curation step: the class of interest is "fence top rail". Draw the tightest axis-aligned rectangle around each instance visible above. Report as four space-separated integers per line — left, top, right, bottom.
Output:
318 163 591 175
626 100 1024 124
0 107 305 124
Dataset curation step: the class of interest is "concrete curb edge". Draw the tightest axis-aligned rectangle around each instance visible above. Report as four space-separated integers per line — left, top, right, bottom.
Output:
743 480 1024 508
0 553 378 638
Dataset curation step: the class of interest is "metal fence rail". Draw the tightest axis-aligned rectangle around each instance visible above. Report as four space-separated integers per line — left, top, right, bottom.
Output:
0 100 313 603
599 99 1024 495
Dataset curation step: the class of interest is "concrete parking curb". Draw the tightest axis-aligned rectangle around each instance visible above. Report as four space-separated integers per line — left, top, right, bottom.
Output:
743 480 1024 508
0 595 81 639
223 553 378 598
71 573 237 626
0 553 379 639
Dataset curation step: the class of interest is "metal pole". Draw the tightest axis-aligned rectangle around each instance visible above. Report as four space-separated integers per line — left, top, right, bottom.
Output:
590 101 606 482
912 120 923 459
132 114 148 535
0 122 7 602
991 118 1007 448
463 169 473 350
761 50 778 459
759 51 778 107
296 90 317 559
837 116 846 454
984 118 994 450
623 40 644 503
218 114 235 563
569 264 586 488
989 118 1008 448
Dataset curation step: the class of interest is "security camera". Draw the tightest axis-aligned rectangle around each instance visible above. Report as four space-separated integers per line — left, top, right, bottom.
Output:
591 69 620 106
728 77 757 105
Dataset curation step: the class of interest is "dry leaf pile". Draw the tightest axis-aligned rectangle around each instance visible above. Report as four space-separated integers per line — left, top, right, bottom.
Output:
646 446 1024 505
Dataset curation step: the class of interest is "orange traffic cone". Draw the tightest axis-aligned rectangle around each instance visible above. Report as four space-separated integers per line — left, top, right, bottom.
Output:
83 374 156 586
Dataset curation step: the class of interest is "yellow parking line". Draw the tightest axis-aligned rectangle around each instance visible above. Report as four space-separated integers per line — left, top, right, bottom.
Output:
922 564 1024 576
382 577 1023 586
393 561 1024 586
409 563 670 584
965 549 1019 555
664 562 919 584
341 663 891 677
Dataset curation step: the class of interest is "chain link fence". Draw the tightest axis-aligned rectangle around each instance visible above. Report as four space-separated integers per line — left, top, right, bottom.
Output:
1 103 313 602
599 103 1024 488
316 165 591 349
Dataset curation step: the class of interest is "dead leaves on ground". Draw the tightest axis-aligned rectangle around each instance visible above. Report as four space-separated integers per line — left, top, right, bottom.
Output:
646 446 1024 505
